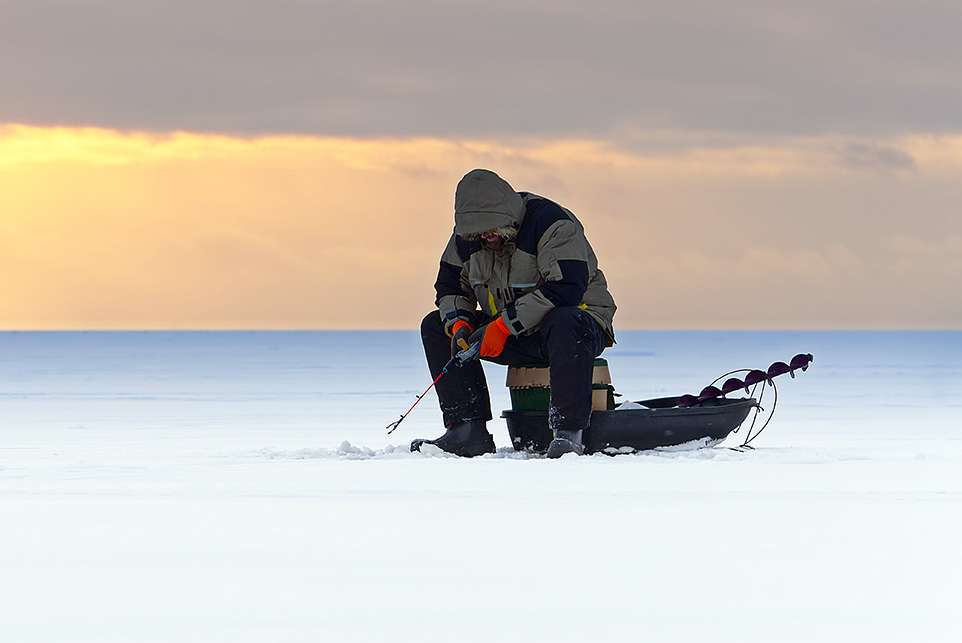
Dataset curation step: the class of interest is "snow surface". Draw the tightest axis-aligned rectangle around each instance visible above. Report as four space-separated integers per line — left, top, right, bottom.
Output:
2 330 961 642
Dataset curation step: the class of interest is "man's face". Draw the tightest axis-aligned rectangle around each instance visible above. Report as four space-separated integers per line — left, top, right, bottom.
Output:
480 229 504 249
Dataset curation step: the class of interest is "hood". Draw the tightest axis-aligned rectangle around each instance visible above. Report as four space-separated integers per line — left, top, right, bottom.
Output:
454 169 524 237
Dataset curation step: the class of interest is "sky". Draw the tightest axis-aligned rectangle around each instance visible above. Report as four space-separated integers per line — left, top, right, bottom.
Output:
2 0 961 330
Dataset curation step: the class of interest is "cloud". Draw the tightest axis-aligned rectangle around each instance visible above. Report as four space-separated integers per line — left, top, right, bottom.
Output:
4 1 962 138
2 125 962 329
835 143 917 172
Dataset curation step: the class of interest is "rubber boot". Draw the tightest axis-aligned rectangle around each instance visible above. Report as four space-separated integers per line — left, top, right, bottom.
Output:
546 429 585 458
411 421 496 457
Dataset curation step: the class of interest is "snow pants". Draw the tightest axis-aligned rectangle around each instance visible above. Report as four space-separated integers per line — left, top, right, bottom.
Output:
420 307 609 432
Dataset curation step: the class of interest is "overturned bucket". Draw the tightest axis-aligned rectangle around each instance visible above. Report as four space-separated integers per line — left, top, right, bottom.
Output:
504 358 614 412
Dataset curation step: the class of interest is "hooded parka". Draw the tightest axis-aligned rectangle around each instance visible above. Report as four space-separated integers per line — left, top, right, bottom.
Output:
435 169 616 343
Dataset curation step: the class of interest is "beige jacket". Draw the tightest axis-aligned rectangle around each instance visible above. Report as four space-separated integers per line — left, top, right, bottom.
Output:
435 169 616 343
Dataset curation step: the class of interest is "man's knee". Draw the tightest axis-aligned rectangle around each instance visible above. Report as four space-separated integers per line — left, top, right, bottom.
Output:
541 307 607 356
421 311 449 349
421 311 444 334
542 307 592 335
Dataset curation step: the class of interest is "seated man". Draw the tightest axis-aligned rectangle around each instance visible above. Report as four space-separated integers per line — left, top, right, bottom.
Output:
412 169 616 458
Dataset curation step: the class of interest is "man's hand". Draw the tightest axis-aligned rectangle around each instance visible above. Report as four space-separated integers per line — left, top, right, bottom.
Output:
449 320 473 359
469 317 512 358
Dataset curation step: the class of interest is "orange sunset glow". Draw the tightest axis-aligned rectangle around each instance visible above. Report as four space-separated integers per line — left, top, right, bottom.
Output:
3 124 961 330
5 0 962 329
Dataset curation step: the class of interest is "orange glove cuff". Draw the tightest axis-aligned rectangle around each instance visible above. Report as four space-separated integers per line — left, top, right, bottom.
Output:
480 317 512 358
449 320 472 337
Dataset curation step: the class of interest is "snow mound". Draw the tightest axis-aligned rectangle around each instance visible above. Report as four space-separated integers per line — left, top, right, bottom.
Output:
258 439 740 461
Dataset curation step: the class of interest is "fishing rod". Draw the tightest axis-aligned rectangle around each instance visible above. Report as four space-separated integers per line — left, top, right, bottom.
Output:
385 340 481 434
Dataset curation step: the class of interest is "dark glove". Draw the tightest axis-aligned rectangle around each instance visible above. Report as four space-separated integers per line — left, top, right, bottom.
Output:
468 317 512 358
449 320 473 359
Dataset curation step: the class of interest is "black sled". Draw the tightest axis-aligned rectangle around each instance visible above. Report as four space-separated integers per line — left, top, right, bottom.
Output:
503 396 757 455
501 353 812 455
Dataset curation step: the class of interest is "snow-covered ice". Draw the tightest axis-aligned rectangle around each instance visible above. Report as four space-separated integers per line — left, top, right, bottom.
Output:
2 330 960 642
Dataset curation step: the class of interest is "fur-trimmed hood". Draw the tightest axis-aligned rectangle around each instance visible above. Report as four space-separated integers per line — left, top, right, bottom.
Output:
453 169 524 237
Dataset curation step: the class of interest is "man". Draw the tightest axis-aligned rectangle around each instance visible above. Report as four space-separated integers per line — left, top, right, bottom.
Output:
412 169 616 458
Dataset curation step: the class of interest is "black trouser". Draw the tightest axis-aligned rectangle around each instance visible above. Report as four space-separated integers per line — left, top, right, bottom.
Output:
420 307 608 432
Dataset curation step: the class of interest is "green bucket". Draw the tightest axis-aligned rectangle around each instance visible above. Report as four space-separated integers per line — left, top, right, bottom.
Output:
507 358 613 412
